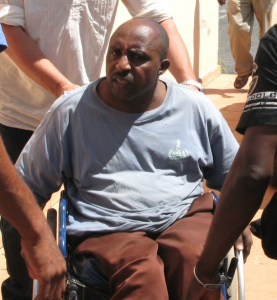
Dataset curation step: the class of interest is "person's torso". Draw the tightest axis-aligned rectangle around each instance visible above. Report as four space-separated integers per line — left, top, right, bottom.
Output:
0 0 119 130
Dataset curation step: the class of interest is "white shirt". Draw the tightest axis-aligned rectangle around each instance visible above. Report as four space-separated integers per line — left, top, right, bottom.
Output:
0 0 172 131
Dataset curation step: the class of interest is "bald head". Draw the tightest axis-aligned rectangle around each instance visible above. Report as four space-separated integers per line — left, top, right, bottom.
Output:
110 18 169 61
103 18 171 109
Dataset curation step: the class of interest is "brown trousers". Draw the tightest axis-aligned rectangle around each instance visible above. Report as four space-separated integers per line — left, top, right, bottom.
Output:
73 193 224 300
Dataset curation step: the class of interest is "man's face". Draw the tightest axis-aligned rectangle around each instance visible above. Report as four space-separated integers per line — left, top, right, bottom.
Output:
106 23 163 103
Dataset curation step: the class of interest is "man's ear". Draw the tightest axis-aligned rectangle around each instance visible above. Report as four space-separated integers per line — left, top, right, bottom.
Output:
158 59 170 76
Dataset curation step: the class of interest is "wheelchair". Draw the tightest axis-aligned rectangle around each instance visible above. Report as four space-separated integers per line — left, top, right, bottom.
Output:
33 191 245 300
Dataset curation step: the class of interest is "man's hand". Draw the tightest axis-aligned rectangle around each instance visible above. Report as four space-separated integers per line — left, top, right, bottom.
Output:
2 24 80 100
186 84 200 92
217 0 226 5
56 82 80 98
234 227 253 262
21 229 66 300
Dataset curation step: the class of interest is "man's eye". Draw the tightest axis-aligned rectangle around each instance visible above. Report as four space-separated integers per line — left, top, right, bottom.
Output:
130 53 145 63
111 50 120 56
132 54 142 59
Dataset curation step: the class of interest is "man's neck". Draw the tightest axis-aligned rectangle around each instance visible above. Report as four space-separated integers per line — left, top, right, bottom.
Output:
97 79 167 113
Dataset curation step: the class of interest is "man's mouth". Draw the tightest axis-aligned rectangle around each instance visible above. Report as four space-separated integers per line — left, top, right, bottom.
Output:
115 78 127 84
112 74 133 88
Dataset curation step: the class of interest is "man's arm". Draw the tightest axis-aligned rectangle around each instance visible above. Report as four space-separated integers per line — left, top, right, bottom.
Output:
159 18 199 91
2 24 79 98
0 137 66 300
185 125 277 300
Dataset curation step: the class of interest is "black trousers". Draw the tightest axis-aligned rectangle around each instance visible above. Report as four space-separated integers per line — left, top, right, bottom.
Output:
0 123 33 300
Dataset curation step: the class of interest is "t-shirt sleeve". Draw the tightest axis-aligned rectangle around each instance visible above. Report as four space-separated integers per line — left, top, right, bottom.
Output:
15 97 70 205
0 1 25 28
236 24 277 135
121 0 173 23
197 96 239 190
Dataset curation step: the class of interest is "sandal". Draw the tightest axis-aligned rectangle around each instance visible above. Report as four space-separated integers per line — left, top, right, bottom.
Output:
234 74 250 89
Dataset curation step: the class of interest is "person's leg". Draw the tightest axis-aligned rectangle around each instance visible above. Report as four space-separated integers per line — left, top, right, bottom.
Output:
156 193 224 300
228 0 254 86
253 0 276 37
0 123 33 300
72 231 169 300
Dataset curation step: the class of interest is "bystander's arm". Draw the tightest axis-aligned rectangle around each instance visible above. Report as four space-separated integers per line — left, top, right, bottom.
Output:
0 137 66 300
185 125 277 300
2 24 79 98
159 18 199 91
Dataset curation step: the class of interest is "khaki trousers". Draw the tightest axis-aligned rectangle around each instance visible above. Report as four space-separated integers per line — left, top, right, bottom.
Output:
228 0 277 76
73 193 224 300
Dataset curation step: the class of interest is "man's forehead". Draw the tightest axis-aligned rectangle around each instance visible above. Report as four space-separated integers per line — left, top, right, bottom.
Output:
109 37 151 50
112 22 157 42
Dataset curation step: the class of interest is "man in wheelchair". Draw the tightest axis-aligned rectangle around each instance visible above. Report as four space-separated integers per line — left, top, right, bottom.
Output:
16 18 251 300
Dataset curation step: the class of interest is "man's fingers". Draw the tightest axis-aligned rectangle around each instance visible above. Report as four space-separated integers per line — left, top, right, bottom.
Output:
234 235 243 251
36 273 66 300
50 273 66 300
243 238 252 259
242 227 253 261
234 229 253 262
35 281 51 300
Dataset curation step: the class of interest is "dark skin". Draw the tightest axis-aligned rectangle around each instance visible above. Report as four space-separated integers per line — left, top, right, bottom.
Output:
185 125 277 300
97 19 170 113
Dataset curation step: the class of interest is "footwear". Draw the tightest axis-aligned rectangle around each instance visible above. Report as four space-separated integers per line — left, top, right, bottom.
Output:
234 74 250 89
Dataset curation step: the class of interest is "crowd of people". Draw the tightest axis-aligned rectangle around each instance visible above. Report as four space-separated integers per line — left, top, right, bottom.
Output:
0 1 276 300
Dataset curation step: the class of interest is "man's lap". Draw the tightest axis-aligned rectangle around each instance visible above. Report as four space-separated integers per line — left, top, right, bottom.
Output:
70 193 217 299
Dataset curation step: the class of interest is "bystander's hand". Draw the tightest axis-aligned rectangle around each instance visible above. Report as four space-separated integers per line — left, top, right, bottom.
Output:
56 82 80 98
234 227 253 262
186 84 200 92
184 273 222 300
21 227 66 300
185 226 252 300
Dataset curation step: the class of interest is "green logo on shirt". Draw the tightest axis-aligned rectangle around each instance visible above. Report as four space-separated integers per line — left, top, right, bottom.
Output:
168 140 189 162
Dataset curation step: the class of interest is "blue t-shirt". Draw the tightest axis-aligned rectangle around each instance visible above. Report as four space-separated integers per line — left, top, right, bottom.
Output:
16 78 239 236
0 24 7 53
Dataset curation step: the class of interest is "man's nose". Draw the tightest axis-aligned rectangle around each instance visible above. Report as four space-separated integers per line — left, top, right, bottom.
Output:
116 55 131 72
